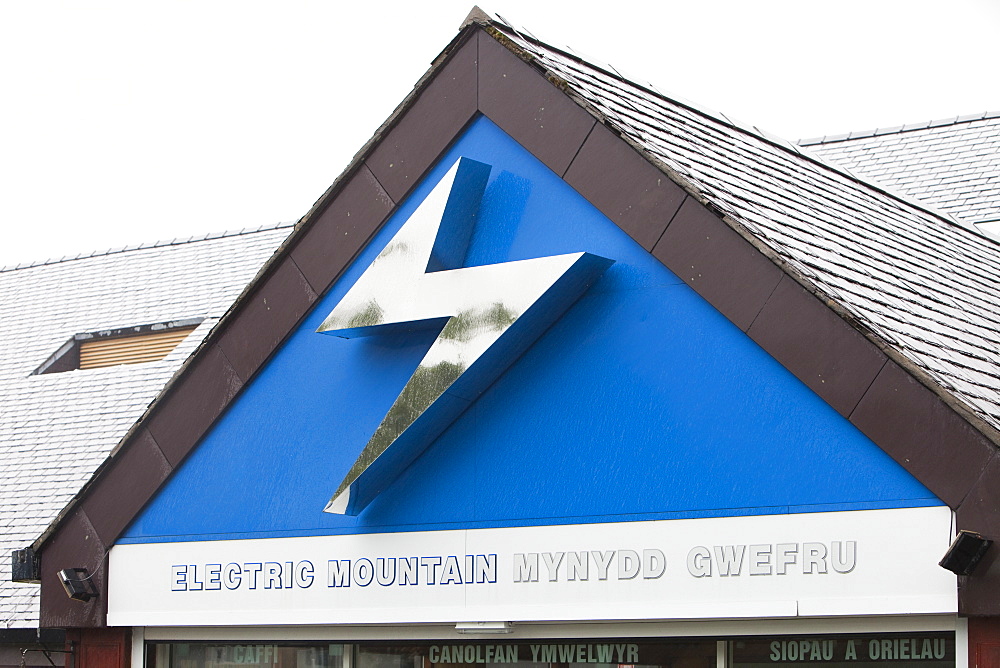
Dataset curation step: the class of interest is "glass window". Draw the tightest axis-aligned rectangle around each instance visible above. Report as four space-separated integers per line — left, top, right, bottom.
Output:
733 633 953 668
356 640 716 668
148 643 345 668
148 635 953 668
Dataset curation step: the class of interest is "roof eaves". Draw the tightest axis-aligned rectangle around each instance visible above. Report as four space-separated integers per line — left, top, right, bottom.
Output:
798 110 1000 147
0 221 295 275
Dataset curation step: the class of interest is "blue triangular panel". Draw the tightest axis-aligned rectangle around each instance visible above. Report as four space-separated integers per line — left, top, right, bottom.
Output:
120 117 940 544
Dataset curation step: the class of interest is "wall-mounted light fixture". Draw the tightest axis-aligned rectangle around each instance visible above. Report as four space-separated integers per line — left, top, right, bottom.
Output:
455 622 514 634
939 530 993 576
58 568 98 602
10 548 40 583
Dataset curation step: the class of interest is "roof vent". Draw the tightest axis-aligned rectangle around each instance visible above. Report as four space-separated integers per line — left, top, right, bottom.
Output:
33 318 203 375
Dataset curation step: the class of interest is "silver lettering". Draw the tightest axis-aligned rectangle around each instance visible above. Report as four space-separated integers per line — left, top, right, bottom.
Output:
541 552 564 582
263 562 282 589
294 561 313 588
171 565 187 591
775 543 798 575
618 550 640 579
567 551 589 581
224 563 241 589
831 541 857 574
687 547 711 577
749 545 772 575
687 545 712 578
514 553 539 582
714 545 745 576
591 551 615 580
803 543 828 574
642 549 666 578
399 557 418 585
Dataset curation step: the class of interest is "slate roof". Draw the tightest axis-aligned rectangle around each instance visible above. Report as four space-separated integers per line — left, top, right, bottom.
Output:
0 223 292 628
800 113 1000 226
488 22 1000 434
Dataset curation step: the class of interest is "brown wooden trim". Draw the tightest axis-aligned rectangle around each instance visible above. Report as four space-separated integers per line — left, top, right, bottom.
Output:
145 344 244 468
652 195 783 332
40 510 106 628
79 429 171 548
478 30 597 178
958 457 1000 613
216 257 318 382
960 548 1000 615
850 360 995 508
66 628 130 668
969 618 1000 668
289 165 396 297
747 274 889 418
79 327 197 369
957 455 1000 539
366 33 479 204
566 122 686 251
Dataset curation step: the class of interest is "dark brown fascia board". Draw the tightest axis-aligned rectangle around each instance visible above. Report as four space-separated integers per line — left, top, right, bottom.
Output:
31 19 1000 624
957 455 1000 614
39 508 108 629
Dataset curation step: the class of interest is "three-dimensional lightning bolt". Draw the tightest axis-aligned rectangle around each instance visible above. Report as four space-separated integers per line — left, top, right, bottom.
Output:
317 157 613 515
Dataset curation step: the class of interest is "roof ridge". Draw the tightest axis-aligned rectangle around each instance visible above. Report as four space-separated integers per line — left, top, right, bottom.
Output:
485 20 1000 247
798 110 1000 146
0 220 296 274
487 19 767 150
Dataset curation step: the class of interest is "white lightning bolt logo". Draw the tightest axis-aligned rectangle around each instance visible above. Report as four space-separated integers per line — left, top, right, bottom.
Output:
318 158 613 515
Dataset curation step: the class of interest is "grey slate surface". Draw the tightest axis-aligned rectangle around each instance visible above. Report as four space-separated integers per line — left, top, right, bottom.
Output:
800 113 1000 225
491 22 1000 435
0 224 291 628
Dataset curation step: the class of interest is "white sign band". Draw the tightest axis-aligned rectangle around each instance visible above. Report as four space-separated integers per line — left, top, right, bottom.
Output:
108 506 956 627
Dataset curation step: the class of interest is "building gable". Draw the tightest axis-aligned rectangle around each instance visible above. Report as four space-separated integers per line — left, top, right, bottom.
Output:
31 19 1000 628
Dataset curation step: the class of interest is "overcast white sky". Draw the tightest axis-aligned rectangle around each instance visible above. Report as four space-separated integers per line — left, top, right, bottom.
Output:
1 0 997 268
